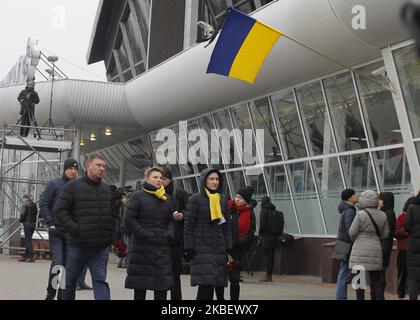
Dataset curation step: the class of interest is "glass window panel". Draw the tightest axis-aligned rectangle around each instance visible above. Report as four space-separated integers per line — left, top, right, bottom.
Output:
295 82 336 156
233 0 255 13
176 124 195 176
271 91 307 159
183 176 199 194
134 0 151 48
375 147 413 213
213 109 241 169
260 0 274 5
187 119 208 173
340 152 377 192
323 72 368 151
356 61 402 147
244 172 267 232
312 157 344 235
108 55 118 79
394 44 420 138
135 63 145 76
122 70 133 82
116 31 130 71
288 161 324 234
125 12 143 64
250 98 283 163
264 165 299 234
198 115 224 171
227 170 246 198
220 172 231 198
149 131 181 178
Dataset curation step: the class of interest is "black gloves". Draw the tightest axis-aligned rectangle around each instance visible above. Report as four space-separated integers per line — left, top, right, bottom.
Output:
184 249 195 263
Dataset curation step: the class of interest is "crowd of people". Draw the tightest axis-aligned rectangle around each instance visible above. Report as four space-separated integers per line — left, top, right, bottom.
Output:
18 154 420 300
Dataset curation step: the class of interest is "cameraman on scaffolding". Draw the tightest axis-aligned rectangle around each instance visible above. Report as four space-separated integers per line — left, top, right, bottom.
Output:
17 82 40 137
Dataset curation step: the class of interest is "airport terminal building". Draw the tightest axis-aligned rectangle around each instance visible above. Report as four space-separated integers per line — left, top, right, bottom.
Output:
1 0 420 284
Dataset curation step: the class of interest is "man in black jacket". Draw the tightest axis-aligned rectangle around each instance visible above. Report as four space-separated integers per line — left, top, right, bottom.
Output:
19 194 38 262
56 154 113 300
335 188 358 300
40 159 91 300
162 167 190 300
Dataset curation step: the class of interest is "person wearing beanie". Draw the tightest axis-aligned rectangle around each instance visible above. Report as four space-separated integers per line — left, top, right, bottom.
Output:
184 168 232 300
227 186 256 300
349 190 390 300
335 188 358 300
161 167 190 300
39 158 91 300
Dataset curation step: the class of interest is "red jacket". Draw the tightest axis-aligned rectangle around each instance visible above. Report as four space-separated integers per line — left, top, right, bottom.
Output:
395 212 409 251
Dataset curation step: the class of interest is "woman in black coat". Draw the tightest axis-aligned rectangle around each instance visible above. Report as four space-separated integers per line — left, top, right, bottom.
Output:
228 186 256 300
184 168 232 300
124 167 175 300
379 192 396 269
404 191 420 300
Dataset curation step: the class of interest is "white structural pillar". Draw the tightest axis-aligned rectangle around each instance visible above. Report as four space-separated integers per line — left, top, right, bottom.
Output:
184 0 199 49
119 160 127 189
74 127 81 163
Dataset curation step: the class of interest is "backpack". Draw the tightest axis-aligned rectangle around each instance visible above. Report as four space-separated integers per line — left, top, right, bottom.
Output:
268 209 284 235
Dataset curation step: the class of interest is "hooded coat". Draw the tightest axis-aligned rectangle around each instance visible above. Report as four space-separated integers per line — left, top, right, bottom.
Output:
379 192 396 268
124 185 175 291
337 201 357 244
404 194 420 279
259 197 280 249
184 168 232 287
349 190 390 271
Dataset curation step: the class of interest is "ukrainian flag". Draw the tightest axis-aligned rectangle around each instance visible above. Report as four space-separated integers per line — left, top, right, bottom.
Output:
206 8 282 84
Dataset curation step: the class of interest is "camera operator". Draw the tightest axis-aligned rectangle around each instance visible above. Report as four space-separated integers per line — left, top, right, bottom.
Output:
17 83 40 137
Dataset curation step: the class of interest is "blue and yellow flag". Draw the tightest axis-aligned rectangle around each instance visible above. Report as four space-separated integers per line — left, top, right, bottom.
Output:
206 8 282 84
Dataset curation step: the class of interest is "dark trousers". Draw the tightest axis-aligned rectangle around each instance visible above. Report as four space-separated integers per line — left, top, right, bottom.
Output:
170 246 182 300
355 270 386 300
134 289 167 300
408 279 420 300
63 245 110 300
397 250 407 299
196 286 225 300
264 248 275 276
46 231 88 299
23 223 35 259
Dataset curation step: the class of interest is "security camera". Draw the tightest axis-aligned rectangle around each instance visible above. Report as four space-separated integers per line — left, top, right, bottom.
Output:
198 21 215 39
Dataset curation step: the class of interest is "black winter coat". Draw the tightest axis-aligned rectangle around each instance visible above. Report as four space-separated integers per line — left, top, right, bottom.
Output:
229 200 256 259
19 202 38 224
380 192 396 268
404 195 420 279
55 176 113 248
259 202 280 249
124 190 175 291
184 168 232 287
166 183 189 249
337 201 357 244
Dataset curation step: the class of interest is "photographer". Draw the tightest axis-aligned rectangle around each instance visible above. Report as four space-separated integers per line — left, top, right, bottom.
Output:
17 83 40 137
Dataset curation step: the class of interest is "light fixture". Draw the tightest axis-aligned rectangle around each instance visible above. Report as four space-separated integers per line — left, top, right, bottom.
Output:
90 133 96 141
105 128 112 136
80 138 85 146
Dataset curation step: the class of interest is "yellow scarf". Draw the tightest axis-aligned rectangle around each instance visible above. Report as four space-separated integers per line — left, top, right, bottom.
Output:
143 186 167 200
205 188 223 221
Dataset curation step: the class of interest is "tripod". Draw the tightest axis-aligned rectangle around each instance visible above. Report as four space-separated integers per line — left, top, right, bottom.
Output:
17 102 42 139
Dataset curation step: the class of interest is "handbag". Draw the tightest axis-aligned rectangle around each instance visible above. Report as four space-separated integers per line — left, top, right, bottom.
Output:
363 209 387 269
332 213 352 261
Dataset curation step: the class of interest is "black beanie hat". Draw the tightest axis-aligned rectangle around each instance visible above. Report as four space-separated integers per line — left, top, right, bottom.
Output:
237 186 254 203
63 159 79 172
341 188 356 201
163 167 173 180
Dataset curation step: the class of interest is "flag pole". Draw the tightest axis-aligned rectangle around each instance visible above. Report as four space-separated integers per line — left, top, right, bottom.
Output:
278 32 394 93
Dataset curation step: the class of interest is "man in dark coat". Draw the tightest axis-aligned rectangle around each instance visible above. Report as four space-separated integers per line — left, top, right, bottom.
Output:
335 188 358 300
124 166 175 300
404 191 420 300
184 168 232 300
40 159 91 300
19 194 38 262
56 154 114 300
258 196 282 282
162 167 190 300
17 83 39 137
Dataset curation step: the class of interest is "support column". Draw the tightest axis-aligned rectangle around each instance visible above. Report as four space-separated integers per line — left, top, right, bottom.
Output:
184 0 199 49
119 160 127 189
74 127 81 163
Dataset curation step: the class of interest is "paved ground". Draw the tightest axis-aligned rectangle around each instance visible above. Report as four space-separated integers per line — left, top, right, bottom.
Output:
0 254 399 300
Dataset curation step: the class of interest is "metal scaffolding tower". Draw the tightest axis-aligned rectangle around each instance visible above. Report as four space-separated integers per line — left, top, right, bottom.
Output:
0 123 74 254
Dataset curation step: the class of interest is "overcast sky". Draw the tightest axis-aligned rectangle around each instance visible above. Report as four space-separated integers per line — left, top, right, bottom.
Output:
0 0 107 82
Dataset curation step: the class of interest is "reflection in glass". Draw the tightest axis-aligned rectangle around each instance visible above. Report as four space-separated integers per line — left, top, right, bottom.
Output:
340 153 377 192
356 61 402 147
288 162 324 234
149 130 181 178
250 98 282 163
227 170 246 199
264 165 299 234
312 157 344 235
323 72 367 151
394 44 420 138
295 82 336 156
376 148 413 212
270 91 307 159
183 176 199 194
198 115 224 171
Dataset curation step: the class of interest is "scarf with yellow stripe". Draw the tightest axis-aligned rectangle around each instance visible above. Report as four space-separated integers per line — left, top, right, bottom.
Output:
143 184 167 200
205 187 224 222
